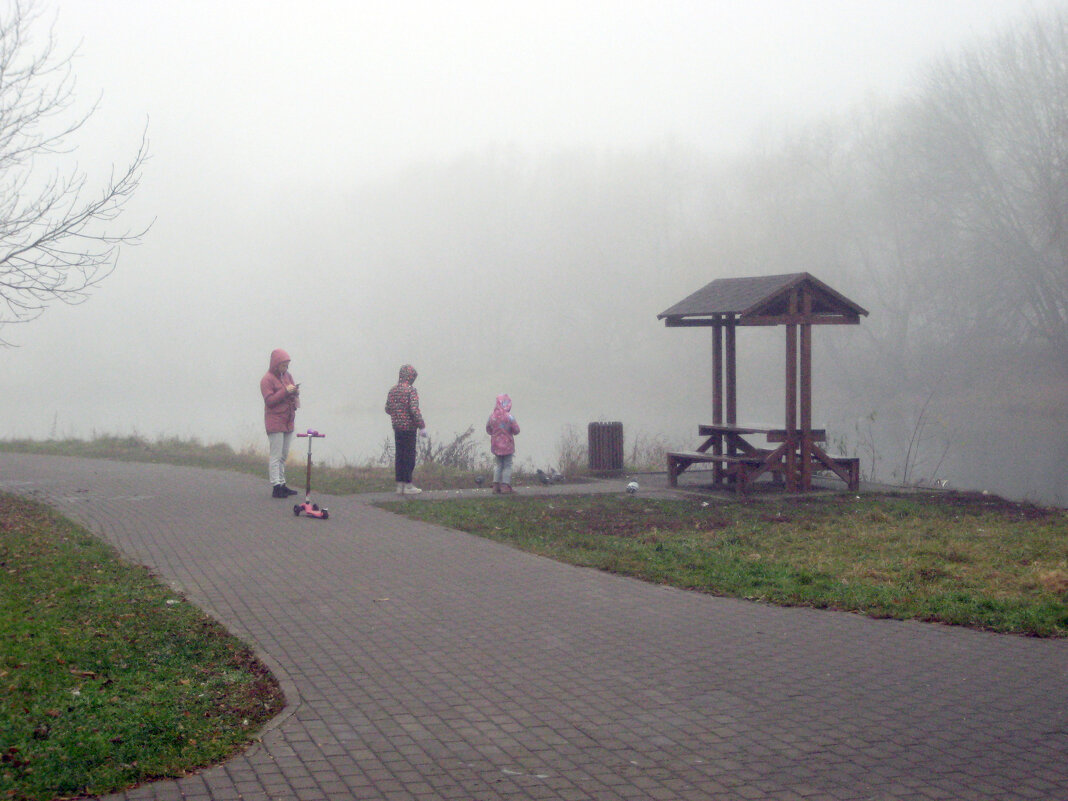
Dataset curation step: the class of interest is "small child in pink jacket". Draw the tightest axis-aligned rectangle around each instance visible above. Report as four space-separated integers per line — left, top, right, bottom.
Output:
486 394 521 494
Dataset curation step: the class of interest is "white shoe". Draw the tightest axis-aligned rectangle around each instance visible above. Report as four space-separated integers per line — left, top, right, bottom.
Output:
396 482 404 494
404 483 422 494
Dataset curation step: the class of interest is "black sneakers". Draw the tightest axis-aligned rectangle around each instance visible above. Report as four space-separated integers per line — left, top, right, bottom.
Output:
271 484 299 498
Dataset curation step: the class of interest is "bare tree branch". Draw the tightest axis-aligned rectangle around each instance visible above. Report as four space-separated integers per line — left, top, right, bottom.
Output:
0 0 149 341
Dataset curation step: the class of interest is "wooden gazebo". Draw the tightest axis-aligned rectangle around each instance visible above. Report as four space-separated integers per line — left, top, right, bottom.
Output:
658 272 868 492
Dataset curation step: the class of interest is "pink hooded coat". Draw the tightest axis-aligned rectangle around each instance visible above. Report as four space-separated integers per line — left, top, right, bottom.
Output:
486 394 520 456
261 348 299 434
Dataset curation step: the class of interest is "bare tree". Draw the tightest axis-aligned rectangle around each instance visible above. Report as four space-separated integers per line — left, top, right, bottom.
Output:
0 0 148 341
903 9 1068 363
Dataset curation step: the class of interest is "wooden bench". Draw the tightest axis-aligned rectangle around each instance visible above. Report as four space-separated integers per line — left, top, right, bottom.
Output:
666 450 767 488
669 447 858 492
811 452 861 491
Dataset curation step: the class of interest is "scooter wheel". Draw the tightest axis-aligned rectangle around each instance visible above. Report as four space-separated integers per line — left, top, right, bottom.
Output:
293 505 301 516
321 510 329 520
312 503 320 511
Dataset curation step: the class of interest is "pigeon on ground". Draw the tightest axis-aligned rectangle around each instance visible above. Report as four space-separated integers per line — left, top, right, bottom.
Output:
537 469 551 485
626 481 639 495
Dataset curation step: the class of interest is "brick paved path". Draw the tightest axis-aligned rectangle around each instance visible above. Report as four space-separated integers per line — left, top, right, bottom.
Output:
2 453 1066 801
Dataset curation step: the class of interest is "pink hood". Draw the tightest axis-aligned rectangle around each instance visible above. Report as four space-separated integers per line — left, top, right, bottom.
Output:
269 348 291 375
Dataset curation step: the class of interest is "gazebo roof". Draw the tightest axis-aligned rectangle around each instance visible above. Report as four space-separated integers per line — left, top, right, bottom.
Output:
657 272 868 327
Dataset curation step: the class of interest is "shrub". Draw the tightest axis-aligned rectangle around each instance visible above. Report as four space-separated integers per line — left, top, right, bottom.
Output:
555 424 588 476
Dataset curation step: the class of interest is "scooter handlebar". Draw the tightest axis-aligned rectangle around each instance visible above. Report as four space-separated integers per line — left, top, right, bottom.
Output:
297 429 325 438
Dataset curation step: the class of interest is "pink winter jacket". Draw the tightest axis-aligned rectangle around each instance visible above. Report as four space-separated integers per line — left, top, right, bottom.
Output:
486 394 520 456
261 349 299 434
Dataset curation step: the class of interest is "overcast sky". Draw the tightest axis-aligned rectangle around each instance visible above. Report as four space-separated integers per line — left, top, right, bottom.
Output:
54 0 1050 182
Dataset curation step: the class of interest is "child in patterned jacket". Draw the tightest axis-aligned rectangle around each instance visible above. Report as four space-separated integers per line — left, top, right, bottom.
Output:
486 394 521 494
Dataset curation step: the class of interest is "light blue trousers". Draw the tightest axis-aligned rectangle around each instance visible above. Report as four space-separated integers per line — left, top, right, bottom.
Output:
493 454 513 485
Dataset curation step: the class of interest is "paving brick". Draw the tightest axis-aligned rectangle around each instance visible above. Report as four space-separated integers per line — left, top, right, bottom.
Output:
1 453 1066 800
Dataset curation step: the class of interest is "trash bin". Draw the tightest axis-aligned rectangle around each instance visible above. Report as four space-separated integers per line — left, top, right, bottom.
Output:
588 421 624 474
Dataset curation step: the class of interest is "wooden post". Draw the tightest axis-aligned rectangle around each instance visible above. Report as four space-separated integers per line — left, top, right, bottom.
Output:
785 291 798 492
725 318 737 462
725 317 737 427
800 288 813 490
712 321 724 483
712 321 723 426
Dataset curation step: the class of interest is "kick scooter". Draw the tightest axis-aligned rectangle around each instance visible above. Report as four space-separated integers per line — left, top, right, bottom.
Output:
293 429 329 520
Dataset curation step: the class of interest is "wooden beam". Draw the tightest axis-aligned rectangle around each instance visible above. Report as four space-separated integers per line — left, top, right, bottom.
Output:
800 288 813 490
725 317 737 430
664 314 861 327
663 317 718 327
712 320 724 481
712 322 723 426
785 291 798 492
738 314 861 327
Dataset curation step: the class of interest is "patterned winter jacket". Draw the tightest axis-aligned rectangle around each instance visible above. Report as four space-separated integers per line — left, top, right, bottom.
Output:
385 364 425 431
486 394 520 456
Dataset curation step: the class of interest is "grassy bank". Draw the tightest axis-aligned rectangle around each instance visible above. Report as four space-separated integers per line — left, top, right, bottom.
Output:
380 492 1068 637
0 494 284 801
0 434 534 494
0 434 268 476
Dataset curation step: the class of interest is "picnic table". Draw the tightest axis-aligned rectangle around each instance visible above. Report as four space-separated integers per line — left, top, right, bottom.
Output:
658 273 868 495
667 424 859 493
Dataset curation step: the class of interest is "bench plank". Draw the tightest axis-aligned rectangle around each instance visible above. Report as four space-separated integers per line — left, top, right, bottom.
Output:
667 451 763 464
765 429 826 443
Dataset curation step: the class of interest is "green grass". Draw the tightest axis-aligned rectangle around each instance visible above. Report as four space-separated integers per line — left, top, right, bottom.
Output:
379 492 1068 637
0 494 284 801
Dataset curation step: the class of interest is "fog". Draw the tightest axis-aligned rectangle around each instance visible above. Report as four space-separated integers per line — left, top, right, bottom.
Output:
3 0 1065 507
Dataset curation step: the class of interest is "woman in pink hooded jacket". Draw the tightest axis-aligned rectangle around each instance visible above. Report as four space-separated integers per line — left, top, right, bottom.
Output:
486 393 520 494
260 348 300 498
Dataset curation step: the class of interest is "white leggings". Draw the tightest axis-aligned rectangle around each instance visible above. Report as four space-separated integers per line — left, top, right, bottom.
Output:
267 431 293 485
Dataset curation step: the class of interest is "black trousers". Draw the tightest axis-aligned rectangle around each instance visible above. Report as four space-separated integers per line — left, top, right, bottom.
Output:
394 429 417 483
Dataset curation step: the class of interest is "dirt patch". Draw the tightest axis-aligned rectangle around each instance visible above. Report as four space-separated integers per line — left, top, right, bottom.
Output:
914 490 1059 520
